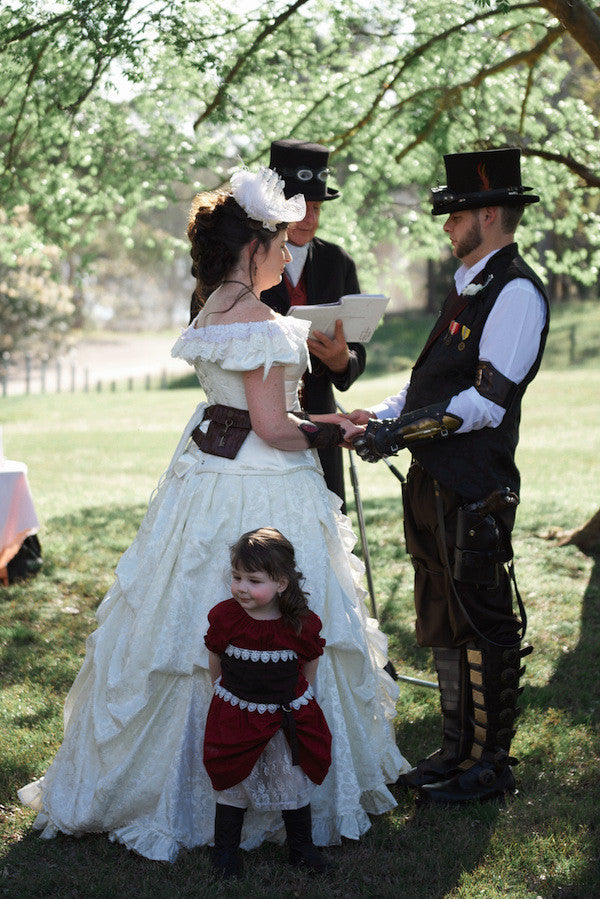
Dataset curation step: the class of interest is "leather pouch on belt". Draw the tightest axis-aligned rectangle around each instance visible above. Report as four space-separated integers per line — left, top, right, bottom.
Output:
191 405 252 459
453 508 503 587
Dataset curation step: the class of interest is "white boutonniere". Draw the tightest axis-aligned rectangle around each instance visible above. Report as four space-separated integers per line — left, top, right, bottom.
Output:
461 273 493 298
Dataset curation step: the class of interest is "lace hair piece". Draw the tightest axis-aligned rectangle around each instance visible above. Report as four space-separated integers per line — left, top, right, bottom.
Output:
230 166 306 231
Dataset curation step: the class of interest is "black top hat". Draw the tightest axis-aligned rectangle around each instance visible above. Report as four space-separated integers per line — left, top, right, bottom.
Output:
269 139 340 202
430 148 539 216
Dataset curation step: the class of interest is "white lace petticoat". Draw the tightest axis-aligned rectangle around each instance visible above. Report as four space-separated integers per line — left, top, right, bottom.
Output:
216 729 313 812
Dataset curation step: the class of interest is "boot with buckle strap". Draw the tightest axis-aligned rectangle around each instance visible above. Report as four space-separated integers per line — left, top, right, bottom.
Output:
418 641 532 804
398 646 473 789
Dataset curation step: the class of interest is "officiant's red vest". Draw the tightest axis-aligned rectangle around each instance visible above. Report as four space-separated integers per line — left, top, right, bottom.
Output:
284 272 308 306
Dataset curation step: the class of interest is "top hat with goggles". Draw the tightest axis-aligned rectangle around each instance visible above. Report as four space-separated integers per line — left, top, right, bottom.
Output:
269 139 340 202
430 148 540 216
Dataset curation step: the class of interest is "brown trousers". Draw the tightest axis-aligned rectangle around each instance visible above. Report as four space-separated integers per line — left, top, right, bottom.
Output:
402 461 520 648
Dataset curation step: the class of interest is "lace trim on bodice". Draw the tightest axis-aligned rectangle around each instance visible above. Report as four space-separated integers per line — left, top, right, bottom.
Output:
171 316 311 378
225 644 298 663
213 678 314 714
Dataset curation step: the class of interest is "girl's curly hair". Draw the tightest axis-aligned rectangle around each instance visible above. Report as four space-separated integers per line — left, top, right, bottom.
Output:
229 527 310 635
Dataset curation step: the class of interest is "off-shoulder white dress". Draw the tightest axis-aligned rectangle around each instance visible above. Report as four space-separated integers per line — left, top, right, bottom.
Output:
19 314 409 862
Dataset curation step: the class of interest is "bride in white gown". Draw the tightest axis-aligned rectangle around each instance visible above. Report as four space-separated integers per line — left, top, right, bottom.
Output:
19 165 409 862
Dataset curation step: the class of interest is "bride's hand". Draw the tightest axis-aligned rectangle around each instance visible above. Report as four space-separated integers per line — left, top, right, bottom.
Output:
310 412 351 425
339 420 365 448
345 408 374 425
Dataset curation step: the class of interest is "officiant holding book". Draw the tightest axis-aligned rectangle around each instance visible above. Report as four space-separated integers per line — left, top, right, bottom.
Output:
261 139 366 510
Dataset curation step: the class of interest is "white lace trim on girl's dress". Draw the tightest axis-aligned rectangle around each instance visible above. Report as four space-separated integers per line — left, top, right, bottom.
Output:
224 644 298 663
213 678 314 714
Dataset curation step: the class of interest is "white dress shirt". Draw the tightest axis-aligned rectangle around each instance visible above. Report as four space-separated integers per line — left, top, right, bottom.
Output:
370 249 547 432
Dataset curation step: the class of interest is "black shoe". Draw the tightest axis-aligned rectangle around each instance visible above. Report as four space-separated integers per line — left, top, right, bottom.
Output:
282 805 334 874
289 843 334 873
397 749 461 790
417 759 516 805
212 846 243 878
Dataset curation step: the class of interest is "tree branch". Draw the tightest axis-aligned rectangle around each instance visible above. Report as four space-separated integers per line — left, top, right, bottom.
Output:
193 0 311 130
333 2 545 150
521 146 600 187
388 24 563 163
538 0 600 69
0 11 71 50
3 43 47 178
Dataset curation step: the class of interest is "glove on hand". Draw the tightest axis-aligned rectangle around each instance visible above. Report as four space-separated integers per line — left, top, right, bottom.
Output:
353 404 464 463
353 419 391 462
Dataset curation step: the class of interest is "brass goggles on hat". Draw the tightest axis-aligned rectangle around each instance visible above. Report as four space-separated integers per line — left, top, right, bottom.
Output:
279 167 330 182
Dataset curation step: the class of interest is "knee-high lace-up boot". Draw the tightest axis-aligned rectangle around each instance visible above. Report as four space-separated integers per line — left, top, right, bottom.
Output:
418 641 532 803
399 646 473 789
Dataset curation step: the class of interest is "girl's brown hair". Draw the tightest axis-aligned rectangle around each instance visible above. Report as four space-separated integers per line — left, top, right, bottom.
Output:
229 527 310 634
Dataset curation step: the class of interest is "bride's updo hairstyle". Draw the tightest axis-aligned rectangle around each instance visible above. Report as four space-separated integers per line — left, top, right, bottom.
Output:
187 167 306 322
187 190 287 320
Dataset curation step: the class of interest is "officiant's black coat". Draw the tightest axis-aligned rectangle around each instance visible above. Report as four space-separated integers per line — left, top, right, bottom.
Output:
261 236 366 510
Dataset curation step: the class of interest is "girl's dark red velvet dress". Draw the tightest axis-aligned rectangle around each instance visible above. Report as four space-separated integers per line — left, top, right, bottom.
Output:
203 599 332 791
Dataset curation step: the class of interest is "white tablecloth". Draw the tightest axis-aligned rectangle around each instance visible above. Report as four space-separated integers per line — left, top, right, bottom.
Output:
0 460 40 584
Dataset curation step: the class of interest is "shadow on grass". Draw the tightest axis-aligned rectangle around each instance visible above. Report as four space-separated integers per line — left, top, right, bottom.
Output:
532 551 600 723
517 550 600 895
3 506 600 896
0 504 146 804
0 796 500 899
0 503 146 689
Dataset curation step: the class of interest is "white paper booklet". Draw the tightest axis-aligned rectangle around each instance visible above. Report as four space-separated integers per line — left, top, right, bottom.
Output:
286 294 390 343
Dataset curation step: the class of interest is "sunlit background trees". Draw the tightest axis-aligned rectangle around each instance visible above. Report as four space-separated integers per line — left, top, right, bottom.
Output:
2 0 600 357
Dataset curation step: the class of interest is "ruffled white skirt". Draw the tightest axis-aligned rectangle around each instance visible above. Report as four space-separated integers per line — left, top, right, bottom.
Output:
19 403 410 861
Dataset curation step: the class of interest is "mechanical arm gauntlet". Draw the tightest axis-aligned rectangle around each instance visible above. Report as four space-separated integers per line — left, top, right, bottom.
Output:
354 402 463 462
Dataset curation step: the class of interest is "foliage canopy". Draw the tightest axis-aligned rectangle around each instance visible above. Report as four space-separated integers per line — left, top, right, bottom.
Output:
1 1 600 349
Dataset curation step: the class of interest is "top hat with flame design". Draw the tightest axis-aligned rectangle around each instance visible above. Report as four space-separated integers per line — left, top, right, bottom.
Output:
430 148 539 216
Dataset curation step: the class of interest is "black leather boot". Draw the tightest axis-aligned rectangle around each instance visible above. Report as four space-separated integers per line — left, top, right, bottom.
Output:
212 803 246 878
418 642 532 804
282 805 334 873
399 647 473 789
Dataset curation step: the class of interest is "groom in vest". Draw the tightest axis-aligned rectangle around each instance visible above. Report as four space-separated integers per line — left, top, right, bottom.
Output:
351 148 549 803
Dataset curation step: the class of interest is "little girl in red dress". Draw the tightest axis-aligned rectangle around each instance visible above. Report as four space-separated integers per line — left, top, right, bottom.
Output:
204 527 332 878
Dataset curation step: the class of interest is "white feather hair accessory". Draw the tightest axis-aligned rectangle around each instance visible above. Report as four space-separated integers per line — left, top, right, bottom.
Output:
230 166 306 231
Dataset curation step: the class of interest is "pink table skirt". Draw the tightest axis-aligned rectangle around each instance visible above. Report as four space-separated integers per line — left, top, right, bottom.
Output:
0 461 40 583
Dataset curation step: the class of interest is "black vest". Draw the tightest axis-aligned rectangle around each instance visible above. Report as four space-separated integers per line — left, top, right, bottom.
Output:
404 244 549 500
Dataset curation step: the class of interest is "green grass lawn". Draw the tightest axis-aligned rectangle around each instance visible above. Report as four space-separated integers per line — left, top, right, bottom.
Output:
1 304 599 898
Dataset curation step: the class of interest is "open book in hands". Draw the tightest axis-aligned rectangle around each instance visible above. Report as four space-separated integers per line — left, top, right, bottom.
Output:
286 294 390 343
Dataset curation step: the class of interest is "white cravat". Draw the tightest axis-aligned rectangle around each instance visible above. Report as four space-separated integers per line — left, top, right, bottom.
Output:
285 242 309 288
